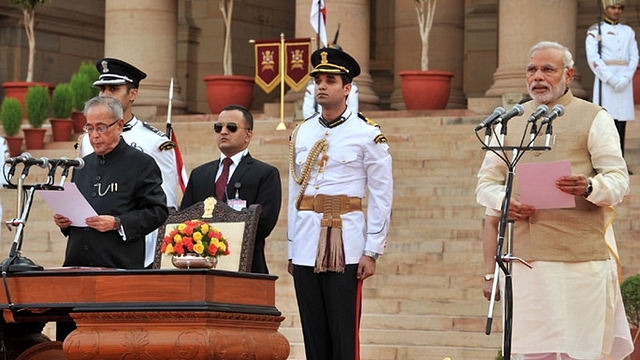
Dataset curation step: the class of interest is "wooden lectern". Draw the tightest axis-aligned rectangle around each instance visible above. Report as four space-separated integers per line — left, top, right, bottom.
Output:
0 269 290 360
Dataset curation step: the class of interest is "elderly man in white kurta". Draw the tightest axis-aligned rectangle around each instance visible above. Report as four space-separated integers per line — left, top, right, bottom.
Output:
476 41 633 359
586 0 639 161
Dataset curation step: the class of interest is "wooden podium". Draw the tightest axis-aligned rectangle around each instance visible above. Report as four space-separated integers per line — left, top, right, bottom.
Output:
0 268 290 360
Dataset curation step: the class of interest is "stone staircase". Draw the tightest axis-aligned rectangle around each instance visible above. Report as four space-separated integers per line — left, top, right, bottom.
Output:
2 110 640 360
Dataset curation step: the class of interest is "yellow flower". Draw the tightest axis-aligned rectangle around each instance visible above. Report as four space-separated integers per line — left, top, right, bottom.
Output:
201 223 209 233
193 231 203 241
194 243 204 254
173 234 182 243
178 223 187 231
164 243 174 255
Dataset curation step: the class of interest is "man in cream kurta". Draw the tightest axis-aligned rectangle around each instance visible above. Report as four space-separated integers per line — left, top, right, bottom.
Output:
476 41 633 359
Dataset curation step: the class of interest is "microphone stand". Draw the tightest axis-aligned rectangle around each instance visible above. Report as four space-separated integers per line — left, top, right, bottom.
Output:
478 120 547 360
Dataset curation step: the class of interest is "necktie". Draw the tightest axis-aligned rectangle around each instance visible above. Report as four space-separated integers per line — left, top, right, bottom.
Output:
215 157 233 201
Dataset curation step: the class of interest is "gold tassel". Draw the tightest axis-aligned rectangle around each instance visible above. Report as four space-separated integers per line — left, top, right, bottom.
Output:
314 215 346 273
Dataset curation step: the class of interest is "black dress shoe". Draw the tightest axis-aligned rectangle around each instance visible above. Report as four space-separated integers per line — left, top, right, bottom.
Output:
629 170 634 175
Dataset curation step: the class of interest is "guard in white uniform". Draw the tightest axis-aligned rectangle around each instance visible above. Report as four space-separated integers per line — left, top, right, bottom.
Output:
288 47 393 360
78 58 178 268
586 0 639 159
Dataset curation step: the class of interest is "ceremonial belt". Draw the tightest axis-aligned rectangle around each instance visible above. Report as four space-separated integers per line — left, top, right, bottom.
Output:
298 195 362 214
604 60 629 66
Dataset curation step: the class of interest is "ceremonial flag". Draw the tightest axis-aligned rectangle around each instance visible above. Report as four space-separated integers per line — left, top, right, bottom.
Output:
284 38 311 92
254 39 281 94
169 128 189 193
310 0 327 48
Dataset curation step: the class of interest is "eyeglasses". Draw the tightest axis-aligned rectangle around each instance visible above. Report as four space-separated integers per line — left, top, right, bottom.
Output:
214 122 250 133
525 65 567 76
83 119 120 134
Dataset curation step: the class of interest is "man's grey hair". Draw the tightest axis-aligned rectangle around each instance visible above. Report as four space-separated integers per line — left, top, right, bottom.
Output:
528 41 575 69
83 95 124 121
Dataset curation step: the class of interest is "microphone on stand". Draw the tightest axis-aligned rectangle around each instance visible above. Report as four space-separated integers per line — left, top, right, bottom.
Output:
498 104 525 143
56 157 85 187
528 104 549 144
543 104 566 147
476 107 506 144
20 157 48 180
5 152 31 181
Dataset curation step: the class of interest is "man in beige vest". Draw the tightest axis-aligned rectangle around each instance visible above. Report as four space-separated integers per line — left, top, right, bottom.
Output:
476 41 633 359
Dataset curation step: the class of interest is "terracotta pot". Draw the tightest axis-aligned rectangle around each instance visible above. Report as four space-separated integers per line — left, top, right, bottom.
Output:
2 81 55 117
49 118 74 142
4 136 23 157
71 111 86 134
399 70 454 110
23 128 46 150
203 75 254 114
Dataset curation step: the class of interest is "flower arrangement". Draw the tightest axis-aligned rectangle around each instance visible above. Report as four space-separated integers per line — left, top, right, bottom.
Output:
162 219 230 258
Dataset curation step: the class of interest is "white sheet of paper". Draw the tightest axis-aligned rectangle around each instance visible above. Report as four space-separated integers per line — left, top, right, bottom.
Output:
516 160 576 209
39 183 97 226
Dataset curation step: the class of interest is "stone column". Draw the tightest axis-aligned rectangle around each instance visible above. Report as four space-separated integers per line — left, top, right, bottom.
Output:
292 0 379 110
390 0 466 109
104 0 186 120
485 0 586 99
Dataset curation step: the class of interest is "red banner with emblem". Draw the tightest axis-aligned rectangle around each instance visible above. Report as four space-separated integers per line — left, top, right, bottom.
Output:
284 38 311 92
254 39 281 94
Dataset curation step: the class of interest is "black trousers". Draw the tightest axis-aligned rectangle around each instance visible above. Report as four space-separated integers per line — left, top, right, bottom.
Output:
293 264 361 360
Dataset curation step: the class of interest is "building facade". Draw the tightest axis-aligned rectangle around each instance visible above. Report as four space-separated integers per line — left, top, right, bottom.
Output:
0 0 638 119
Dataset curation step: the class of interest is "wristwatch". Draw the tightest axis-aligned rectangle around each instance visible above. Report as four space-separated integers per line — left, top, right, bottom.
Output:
583 178 593 198
113 216 121 231
363 250 379 260
484 273 495 281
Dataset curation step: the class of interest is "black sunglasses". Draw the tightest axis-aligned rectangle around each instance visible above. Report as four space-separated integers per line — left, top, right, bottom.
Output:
214 122 250 133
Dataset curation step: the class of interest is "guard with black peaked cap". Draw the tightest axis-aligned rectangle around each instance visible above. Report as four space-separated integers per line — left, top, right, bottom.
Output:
310 47 361 81
93 58 147 88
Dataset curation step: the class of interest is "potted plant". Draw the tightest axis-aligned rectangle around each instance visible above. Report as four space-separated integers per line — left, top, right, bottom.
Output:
621 273 640 359
49 83 74 142
23 85 49 149
161 219 230 269
2 0 54 115
203 0 254 114
398 0 453 110
0 98 24 157
69 61 100 133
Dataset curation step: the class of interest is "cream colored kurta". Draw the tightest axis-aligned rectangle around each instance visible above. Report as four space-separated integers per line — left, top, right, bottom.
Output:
476 92 632 358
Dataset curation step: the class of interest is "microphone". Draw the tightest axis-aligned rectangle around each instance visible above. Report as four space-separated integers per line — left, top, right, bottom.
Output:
498 104 525 143
56 158 85 187
527 104 549 123
475 107 506 131
56 157 85 169
20 157 48 179
541 104 565 125
5 152 32 165
543 105 566 147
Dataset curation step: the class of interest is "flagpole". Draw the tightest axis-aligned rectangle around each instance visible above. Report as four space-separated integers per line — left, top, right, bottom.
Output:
316 0 321 49
166 78 174 136
276 33 286 130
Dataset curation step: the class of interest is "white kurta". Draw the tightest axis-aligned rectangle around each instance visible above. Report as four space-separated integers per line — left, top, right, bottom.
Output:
586 21 639 121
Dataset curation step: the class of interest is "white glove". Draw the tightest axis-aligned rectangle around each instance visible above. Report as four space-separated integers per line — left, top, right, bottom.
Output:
614 76 631 92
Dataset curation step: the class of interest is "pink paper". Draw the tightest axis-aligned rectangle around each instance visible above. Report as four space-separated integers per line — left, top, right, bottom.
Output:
516 160 576 209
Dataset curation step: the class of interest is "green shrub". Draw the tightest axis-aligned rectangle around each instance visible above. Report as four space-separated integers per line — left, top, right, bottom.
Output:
70 61 99 111
621 273 640 329
52 83 74 118
0 98 23 137
25 85 50 128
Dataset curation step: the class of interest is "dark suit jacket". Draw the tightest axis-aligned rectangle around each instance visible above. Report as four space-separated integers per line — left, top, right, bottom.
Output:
180 153 282 273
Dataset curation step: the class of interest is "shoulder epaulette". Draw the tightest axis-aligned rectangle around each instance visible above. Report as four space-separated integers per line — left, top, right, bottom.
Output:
358 112 380 128
141 122 176 151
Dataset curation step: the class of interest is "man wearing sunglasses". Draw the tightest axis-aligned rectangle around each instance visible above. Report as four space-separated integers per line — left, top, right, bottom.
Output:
77 58 180 268
287 47 393 360
54 96 168 269
180 104 282 274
